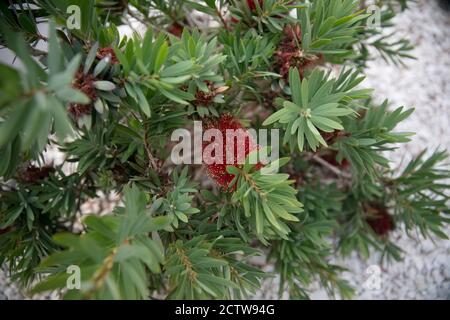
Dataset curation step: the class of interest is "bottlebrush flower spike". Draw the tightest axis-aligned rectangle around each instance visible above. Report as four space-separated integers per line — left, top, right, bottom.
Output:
275 25 323 78
365 204 395 236
203 114 258 190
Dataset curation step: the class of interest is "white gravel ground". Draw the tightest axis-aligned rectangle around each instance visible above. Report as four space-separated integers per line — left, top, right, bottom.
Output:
255 0 450 300
0 266 22 300
342 0 450 300
1 0 449 300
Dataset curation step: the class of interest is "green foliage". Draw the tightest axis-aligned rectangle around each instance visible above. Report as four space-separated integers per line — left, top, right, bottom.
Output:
337 100 414 179
0 169 89 285
263 67 370 151
390 151 450 239
270 183 353 299
0 0 448 301
171 30 226 89
229 0 300 32
297 0 369 58
32 185 171 299
0 21 81 152
165 235 264 299
151 167 200 229
219 29 278 90
117 29 195 109
229 155 303 243
336 150 450 263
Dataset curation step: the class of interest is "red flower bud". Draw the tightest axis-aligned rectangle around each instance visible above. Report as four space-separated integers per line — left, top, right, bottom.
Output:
168 22 184 37
68 69 97 118
230 17 240 24
203 114 258 190
275 25 324 78
366 204 395 236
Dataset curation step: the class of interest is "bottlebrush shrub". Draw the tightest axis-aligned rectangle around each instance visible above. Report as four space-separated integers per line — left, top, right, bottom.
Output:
0 0 448 300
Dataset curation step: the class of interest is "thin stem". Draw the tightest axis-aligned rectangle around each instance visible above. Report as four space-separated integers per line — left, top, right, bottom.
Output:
310 154 352 179
143 122 159 171
215 7 229 31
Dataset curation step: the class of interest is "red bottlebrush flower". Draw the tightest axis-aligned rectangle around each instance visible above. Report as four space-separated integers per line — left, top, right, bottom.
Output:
18 164 54 183
365 204 395 236
68 69 97 118
168 22 184 37
203 114 258 190
96 47 119 64
275 25 324 78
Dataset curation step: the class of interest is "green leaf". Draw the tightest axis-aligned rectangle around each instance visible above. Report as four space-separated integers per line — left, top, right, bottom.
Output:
0 101 30 148
93 56 110 77
84 42 99 75
161 60 195 78
311 115 343 130
18 14 37 34
289 68 302 105
31 273 70 294
47 20 63 75
94 81 116 91
0 206 23 228
0 22 45 88
134 86 151 117
56 87 90 104
204 0 216 9
114 46 130 74
160 88 191 105
154 41 168 73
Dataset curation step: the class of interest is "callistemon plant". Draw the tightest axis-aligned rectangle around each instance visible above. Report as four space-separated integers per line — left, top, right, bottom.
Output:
0 0 448 300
